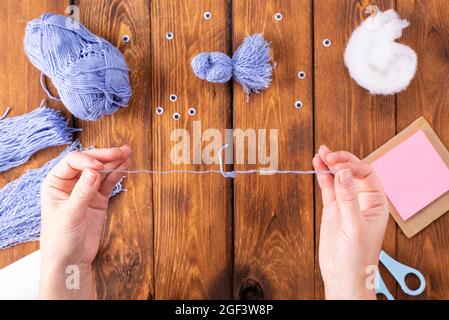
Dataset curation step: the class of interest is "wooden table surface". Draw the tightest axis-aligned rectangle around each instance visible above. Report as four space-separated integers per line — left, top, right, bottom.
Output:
0 0 448 299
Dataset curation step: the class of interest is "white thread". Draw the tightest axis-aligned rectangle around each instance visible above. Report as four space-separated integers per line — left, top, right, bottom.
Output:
0 107 11 120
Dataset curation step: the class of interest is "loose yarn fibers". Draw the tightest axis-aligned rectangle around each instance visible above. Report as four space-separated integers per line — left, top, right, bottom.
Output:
344 9 417 95
0 140 123 249
24 13 132 120
191 34 273 95
0 101 78 173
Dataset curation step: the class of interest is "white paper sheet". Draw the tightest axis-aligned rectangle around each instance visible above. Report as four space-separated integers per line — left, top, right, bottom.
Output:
0 250 40 300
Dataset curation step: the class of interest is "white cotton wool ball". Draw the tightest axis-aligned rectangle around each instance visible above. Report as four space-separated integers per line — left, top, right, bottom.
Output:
344 9 417 95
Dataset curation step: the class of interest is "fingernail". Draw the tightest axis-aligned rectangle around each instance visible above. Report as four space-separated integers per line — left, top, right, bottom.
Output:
91 160 103 169
326 152 338 161
339 169 353 186
84 169 97 185
121 145 132 153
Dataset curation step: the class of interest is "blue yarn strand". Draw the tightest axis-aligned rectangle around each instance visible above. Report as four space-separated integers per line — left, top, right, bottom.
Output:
0 102 79 173
0 140 124 249
24 13 132 121
0 141 80 249
191 34 273 95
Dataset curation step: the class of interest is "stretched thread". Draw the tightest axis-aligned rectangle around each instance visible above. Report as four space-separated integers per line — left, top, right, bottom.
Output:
100 145 334 178
0 107 11 121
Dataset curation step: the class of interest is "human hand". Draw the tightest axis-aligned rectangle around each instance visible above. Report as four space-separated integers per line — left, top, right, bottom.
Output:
313 145 389 300
39 145 131 299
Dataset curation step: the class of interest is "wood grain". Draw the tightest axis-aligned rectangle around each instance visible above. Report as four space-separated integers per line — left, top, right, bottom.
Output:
1 0 449 300
233 0 315 299
395 0 449 299
0 0 67 269
313 0 397 299
151 0 232 299
77 0 153 299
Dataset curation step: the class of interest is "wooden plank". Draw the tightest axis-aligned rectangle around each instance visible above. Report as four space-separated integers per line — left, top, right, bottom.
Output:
77 0 153 299
0 0 67 269
396 0 449 299
233 0 314 299
313 0 397 299
151 0 232 299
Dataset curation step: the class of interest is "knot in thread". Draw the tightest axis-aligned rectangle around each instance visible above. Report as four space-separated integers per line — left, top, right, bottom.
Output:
24 13 132 121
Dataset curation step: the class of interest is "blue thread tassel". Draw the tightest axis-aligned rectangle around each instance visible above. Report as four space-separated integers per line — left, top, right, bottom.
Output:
0 140 123 249
0 102 78 173
191 34 273 95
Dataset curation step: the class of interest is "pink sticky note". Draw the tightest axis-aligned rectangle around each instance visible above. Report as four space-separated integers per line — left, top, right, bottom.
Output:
371 130 449 221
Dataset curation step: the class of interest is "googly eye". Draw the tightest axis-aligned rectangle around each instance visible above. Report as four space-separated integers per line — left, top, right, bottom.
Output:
122 34 130 43
155 106 164 115
274 12 283 21
203 11 212 20
295 100 303 109
188 107 197 116
169 94 177 102
166 32 174 40
322 38 332 47
298 71 306 79
172 112 181 121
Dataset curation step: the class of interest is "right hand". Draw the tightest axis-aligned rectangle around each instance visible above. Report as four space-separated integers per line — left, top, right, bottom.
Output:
313 145 389 300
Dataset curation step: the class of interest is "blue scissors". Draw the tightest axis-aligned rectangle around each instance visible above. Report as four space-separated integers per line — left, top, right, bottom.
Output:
375 250 426 300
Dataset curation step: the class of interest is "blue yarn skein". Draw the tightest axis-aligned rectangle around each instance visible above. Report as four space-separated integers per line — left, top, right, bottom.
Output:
191 34 272 95
24 13 132 121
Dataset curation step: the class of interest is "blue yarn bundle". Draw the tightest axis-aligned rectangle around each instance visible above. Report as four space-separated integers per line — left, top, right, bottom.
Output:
24 13 132 121
0 140 123 249
0 102 78 173
191 34 273 95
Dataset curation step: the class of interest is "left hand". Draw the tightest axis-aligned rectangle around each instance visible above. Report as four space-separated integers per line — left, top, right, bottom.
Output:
40 145 131 299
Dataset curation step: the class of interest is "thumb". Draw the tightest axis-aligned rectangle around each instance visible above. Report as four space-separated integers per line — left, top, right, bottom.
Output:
68 168 101 214
335 168 362 233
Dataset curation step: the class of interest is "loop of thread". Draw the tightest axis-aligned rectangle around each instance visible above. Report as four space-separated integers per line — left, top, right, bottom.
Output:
24 13 132 120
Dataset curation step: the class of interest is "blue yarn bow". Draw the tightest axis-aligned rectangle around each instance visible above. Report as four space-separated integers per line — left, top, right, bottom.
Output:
24 13 132 121
191 34 273 95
